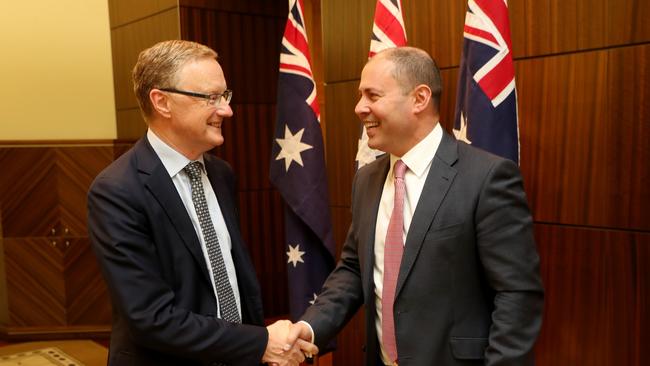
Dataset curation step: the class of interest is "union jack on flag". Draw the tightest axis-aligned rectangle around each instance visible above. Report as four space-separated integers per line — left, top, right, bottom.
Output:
356 0 408 168
454 0 520 164
270 0 335 323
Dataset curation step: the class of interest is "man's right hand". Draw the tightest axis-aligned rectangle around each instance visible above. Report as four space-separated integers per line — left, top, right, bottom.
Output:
263 320 318 366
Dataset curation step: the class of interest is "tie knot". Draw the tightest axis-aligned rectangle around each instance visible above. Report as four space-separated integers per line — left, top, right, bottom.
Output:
393 159 407 180
184 161 203 180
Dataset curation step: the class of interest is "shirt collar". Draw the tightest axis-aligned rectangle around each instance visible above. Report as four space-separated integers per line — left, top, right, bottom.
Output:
390 123 443 178
147 129 205 178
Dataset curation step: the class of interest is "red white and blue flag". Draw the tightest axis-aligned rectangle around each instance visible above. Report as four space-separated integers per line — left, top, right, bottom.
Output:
454 0 520 163
270 0 335 321
356 0 408 168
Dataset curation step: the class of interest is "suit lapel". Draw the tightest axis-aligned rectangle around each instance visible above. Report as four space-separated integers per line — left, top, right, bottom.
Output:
395 132 458 298
135 138 211 284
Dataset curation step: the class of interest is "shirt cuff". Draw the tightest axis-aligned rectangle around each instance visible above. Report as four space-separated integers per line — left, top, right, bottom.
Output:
298 320 315 344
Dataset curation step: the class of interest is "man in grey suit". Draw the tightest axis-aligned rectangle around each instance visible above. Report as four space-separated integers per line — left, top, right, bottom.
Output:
289 47 544 365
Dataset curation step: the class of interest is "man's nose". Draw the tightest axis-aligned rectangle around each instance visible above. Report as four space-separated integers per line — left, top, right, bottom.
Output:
217 104 233 117
355 98 369 117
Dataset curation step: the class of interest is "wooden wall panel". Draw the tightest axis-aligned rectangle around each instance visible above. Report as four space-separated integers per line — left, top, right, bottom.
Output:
115 109 147 141
607 0 650 45
64 238 111 325
180 0 286 16
324 81 361 208
322 0 375 82
524 0 650 57
438 67 459 133
534 224 649 365
0 149 59 237
517 44 649 230
109 0 178 28
56 147 115 236
0 143 114 336
238 190 288 317
403 0 465 68
4 238 66 326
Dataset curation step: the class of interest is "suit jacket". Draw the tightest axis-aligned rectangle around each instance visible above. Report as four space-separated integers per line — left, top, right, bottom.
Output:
302 132 544 366
88 137 267 366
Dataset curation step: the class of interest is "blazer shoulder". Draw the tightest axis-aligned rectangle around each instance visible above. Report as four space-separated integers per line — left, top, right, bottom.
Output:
455 140 519 172
89 140 148 198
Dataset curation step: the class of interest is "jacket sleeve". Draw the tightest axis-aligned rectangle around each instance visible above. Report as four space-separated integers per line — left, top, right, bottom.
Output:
475 158 544 366
300 172 365 349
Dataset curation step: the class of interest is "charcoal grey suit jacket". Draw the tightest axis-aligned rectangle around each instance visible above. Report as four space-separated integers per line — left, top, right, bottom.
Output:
302 131 544 366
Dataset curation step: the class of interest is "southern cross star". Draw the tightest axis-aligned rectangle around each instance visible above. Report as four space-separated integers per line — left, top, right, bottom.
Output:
286 244 305 267
275 126 313 171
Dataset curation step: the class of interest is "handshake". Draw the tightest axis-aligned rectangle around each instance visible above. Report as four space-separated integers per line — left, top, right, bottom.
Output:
262 320 317 366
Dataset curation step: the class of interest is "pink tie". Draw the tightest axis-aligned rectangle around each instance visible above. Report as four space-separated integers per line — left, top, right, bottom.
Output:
382 159 407 363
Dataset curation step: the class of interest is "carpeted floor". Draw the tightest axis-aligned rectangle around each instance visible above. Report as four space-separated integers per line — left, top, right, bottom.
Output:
0 340 107 366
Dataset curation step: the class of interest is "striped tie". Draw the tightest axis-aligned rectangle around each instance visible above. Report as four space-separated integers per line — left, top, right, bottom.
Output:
382 159 407 363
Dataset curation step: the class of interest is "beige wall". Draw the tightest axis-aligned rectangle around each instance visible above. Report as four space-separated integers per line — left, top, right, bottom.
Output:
0 0 116 140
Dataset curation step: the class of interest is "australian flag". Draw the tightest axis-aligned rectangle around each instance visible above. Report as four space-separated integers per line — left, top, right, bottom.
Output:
454 0 520 164
270 0 335 322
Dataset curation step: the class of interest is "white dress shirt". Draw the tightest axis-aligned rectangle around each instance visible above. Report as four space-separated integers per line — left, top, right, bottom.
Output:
373 123 443 365
147 129 242 319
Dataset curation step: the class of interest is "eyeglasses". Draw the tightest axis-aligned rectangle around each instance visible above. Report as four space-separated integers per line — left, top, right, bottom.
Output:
160 88 233 106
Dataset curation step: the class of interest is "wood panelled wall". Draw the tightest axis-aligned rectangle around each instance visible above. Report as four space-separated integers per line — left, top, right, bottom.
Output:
0 143 114 339
319 0 650 365
178 0 291 318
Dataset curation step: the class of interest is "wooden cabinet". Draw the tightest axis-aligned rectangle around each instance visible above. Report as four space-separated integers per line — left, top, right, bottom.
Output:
0 144 113 340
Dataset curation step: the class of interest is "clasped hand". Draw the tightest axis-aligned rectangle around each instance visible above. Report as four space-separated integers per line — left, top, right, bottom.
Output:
263 320 317 366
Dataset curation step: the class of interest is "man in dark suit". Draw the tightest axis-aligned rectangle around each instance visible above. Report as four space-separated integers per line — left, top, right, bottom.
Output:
88 40 316 366
289 47 544 365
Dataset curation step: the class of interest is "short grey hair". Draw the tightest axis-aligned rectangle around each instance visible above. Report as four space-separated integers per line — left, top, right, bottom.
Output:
132 40 218 118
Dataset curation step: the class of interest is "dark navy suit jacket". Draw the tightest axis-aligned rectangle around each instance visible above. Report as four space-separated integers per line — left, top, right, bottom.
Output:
88 137 266 366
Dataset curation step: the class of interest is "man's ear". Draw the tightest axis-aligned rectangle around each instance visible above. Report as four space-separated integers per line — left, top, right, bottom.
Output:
412 84 432 114
150 89 172 118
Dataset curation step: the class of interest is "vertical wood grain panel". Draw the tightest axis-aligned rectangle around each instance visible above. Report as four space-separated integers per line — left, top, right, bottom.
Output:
109 0 178 28
404 0 466 68
322 0 375 83
517 45 649 230
534 224 649 365
324 81 361 208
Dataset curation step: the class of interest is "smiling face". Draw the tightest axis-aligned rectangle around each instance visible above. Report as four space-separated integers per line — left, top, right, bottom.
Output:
354 56 420 157
156 57 233 160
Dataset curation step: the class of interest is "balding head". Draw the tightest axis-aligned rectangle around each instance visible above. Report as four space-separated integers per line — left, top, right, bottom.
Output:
371 47 442 112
